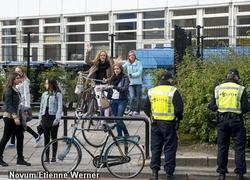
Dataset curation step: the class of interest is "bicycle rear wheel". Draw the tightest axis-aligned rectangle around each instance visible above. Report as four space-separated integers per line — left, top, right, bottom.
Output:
41 137 82 173
81 98 108 147
81 119 108 147
105 139 145 178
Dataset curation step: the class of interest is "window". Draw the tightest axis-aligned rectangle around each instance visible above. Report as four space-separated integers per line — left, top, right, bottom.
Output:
172 19 196 27
44 26 60 33
91 14 108 21
173 9 196 16
143 20 164 29
91 24 109 31
22 19 39 26
203 39 229 47
90 34 109 41
238 5 250 12
143 11 164 19
44 45 61 61
22 27 39 34
204 28 228 37
144 44 152 49
117 13 137 19
2 37 16 44
2 28 16 35
67 25 85 33
45 18 60 24
115 42 136 59
2 46 17 61
237 16 250 25
89 43 109 58
116 22 137 31
143 31 164 39
44 36 61 43
22 36 39 43
237 27 250 36
116 32 136 40
2 20 16 26
205 7 228 14
67 16 85 22
67 35 84 42
67 44 84 61
204 17 228 26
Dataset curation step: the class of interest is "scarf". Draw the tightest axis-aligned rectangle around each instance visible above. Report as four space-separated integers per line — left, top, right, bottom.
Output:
111 73 124 86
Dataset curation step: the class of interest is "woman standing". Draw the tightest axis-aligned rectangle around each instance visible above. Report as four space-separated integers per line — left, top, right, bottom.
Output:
85 44 114 116
107 63 130 137
39 78 63 162
0 72 31 166
123 50 143 116
7 66 41 148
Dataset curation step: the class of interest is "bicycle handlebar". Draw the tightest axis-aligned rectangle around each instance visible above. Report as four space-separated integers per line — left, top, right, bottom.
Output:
81 75 106 83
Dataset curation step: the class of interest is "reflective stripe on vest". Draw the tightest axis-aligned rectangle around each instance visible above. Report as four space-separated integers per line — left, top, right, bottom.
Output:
148 85 177 121
215 82 244 114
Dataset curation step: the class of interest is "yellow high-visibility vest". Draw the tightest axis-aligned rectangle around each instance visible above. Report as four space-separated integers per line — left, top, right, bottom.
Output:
148 85 177 121
215 82 245 114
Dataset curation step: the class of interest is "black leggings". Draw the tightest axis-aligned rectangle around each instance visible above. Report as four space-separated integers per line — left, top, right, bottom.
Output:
44 125 59 159
10 126 39 144
0 117 24 160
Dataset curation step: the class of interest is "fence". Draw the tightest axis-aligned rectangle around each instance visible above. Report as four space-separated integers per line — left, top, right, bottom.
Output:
0 102 150 159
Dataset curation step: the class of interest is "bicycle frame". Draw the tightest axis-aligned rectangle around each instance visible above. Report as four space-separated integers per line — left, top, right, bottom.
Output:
68 117 126 166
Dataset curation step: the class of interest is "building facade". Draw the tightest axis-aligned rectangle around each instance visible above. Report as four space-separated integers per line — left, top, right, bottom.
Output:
0 0 250 62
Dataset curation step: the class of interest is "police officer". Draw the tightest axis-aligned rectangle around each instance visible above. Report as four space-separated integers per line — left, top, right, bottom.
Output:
144 72 184 180
208 68 250 180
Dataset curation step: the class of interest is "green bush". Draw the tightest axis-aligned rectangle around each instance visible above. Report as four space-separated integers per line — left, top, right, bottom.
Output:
175 52 250 142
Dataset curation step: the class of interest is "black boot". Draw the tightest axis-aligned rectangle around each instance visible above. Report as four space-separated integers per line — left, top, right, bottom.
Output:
149 170 158 180
218 173 225 180
236 174 245 180
17 159 31 166
0 158 8 167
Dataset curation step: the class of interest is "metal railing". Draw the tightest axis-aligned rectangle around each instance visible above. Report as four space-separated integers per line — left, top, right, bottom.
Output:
0 102 150 159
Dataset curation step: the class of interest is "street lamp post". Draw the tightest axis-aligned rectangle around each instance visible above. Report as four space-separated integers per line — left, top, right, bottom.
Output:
26 32 31 79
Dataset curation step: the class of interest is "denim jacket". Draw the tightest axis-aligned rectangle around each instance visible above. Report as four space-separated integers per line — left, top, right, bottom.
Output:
123 60 143 85
39 91 63 122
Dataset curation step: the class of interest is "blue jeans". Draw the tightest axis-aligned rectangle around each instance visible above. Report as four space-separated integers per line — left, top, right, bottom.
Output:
111 99 129 137
129 85 142 112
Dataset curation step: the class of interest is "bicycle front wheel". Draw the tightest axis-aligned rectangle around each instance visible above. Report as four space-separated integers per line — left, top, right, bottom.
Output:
105 139 145 178
41 137 82 173
81 119 108 147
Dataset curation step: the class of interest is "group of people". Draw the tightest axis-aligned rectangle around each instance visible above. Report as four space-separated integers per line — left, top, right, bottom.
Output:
0 67 62 166
145 69 250 180
83 44 143 137
0 44 248 180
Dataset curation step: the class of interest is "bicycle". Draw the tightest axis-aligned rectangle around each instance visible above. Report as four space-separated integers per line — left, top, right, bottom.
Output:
41 110 145 178
75 72 109 147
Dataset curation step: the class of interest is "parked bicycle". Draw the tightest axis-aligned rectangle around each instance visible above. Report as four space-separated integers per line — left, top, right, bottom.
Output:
41 110 145 178
75 72 109 147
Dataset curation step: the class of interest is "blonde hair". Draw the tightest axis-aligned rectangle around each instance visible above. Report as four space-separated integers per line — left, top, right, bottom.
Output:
93 50 110 66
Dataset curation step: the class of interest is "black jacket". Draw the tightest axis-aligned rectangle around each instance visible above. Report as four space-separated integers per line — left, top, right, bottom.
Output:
208 80 250 115
3 88 20 115
144 81 184 121
107 74 130 100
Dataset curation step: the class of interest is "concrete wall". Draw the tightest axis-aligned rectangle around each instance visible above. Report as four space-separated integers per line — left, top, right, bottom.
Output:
0 0 249 19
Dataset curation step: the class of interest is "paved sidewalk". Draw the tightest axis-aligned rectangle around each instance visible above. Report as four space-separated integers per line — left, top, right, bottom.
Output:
0 113 250 179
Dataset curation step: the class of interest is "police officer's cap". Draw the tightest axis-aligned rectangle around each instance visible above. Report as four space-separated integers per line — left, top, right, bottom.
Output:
228 68 240 79
161 72 173 81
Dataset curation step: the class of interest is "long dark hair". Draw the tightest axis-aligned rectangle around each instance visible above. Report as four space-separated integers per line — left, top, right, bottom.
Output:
47 77 61 93
3 72 20 98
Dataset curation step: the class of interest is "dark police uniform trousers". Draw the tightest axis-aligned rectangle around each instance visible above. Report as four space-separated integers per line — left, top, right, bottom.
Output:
217 113 246 174
150 120 177 175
